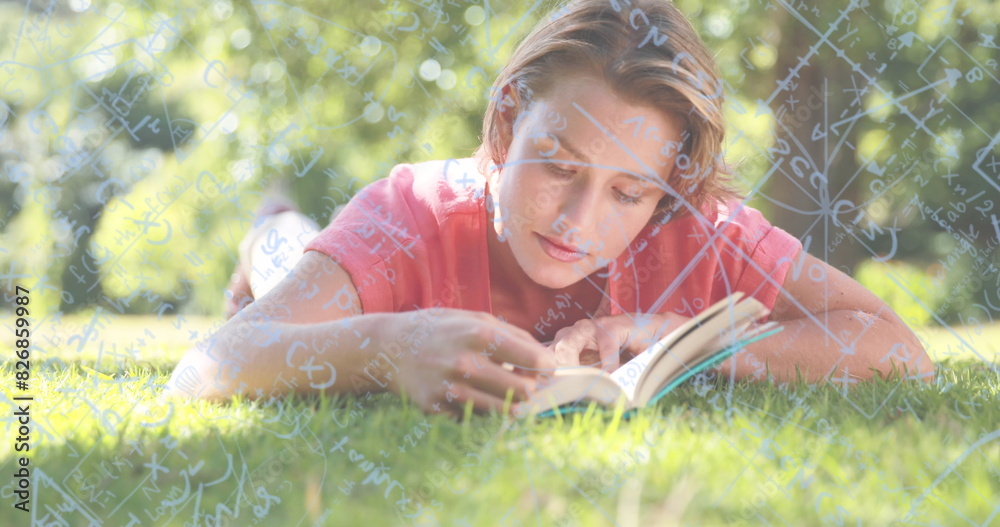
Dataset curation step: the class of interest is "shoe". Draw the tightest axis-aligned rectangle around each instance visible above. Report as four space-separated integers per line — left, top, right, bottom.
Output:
223 269 254 319
223 185 297 318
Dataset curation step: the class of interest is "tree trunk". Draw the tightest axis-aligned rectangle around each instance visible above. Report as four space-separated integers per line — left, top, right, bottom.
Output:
764 18 863 275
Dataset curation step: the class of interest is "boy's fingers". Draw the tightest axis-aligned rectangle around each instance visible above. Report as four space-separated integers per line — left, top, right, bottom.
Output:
448 383 520 416
553 323 599 363
490 316 547 345
462 360 539 402
464 318 556 372
428 401 462 420
569 324 596 353
597 341 620 372
551 339 582 366
595 326 623 371
489 329 557 372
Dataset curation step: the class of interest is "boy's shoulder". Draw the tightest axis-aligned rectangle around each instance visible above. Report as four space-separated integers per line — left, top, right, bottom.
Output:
385 157 487 217
640 198 786 251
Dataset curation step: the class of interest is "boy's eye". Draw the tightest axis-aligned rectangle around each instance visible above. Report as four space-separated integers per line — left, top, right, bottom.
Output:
615 185 644 206
544 162 575 179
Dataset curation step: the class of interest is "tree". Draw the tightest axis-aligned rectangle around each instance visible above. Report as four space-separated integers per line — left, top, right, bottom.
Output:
2 0 997 325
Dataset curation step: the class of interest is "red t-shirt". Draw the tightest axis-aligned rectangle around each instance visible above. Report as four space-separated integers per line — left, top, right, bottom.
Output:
304 158 803 320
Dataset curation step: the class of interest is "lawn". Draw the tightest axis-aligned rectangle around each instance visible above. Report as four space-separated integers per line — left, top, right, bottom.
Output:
1 313 998 526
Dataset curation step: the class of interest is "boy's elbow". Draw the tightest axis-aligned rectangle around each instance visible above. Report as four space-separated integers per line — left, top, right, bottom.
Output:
161 345 242 402
874 325 935 384
914 347 936 384
902 326 935 384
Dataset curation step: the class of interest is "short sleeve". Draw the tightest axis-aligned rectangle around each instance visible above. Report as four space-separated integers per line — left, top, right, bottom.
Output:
608 200 802 317
304 164 428 314
719 204 803 311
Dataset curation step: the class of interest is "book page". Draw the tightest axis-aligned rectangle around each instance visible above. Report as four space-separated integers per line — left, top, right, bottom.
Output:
522 369 626 415
609 293 746 400
610 348 653 401
634 296 768 405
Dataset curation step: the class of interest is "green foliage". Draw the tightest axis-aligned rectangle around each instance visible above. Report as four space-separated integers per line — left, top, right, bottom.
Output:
0 0 998 323
854 258 943 327
0 0 503 316
689 0 1000 322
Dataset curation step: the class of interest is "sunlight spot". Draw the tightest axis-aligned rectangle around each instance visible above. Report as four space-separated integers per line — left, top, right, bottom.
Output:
465 6 486 26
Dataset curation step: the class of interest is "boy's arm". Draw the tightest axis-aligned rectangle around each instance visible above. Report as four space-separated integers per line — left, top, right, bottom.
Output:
710 251 935 384
163 251 554 416
162 251 387 400
512 251 934 385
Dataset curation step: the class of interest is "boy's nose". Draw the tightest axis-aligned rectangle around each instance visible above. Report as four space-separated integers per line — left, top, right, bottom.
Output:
554 191 601 248
559 184 598 219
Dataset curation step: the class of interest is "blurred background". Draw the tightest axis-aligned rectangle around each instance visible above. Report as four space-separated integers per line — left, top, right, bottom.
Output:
1 0 998 334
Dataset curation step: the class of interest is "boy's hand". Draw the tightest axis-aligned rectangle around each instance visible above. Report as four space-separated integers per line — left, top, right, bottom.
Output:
385 309 557 419
547 313 691 372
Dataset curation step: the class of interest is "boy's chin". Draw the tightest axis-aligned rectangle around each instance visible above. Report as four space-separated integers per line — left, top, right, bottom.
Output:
513 251 592 290
526 269 586 291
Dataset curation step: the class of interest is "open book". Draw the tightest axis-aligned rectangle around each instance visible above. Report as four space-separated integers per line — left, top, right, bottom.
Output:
518 292 783 418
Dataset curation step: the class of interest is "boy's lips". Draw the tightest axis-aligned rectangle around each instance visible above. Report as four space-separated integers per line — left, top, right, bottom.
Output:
535 233 587 262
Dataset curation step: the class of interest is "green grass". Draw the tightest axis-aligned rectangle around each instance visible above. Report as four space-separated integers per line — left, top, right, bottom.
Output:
2 314 998 526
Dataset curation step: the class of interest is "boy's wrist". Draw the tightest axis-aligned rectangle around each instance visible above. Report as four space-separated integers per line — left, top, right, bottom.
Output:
355 311 425 396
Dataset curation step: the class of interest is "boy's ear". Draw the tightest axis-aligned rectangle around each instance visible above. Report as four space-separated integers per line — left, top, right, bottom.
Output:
496 83 522 156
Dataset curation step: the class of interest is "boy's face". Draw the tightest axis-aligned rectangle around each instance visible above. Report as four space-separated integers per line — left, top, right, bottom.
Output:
487 74 685 290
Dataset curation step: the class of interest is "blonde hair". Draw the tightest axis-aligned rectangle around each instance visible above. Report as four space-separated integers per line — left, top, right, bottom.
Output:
475 0 741 221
